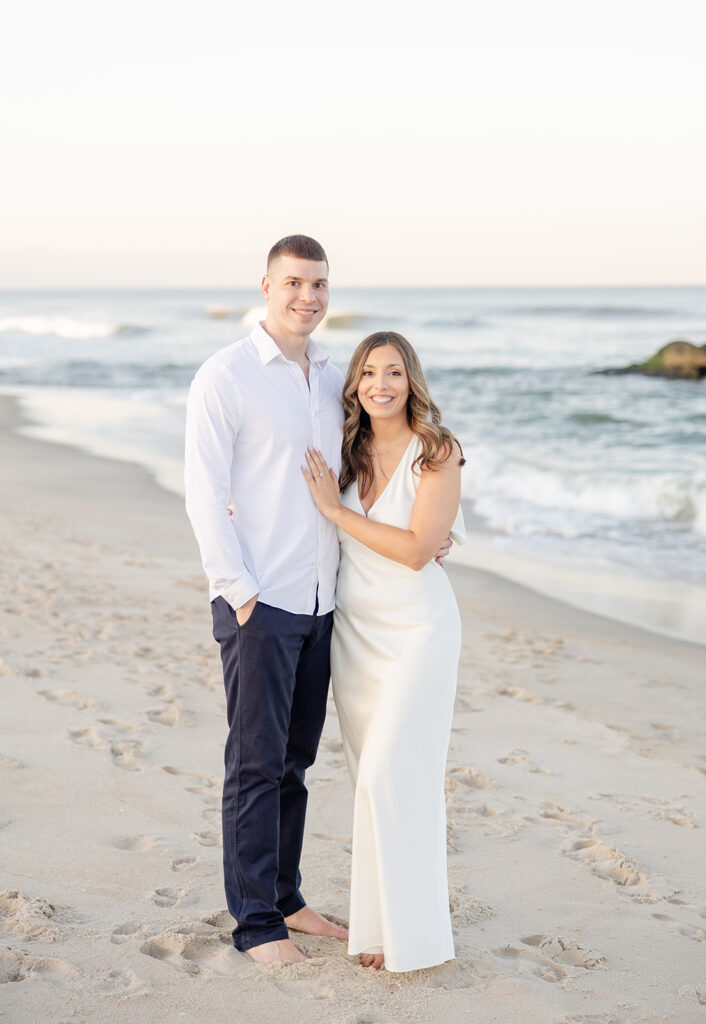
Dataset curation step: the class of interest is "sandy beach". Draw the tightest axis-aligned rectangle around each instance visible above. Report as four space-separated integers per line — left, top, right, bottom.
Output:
1 393 704 1023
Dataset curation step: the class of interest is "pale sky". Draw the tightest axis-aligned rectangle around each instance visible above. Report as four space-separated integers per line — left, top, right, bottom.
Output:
2 0 705 287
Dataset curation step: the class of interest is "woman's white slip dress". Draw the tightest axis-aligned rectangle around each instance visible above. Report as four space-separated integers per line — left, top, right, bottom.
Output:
331 435 465 972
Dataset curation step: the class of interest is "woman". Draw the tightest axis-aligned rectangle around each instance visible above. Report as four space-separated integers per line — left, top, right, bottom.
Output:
302 331 465 973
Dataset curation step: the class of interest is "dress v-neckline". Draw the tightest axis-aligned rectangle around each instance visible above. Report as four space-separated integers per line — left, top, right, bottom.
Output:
357 435 416 517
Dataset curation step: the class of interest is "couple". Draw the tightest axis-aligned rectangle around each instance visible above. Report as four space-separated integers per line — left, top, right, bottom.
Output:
184 235 465 974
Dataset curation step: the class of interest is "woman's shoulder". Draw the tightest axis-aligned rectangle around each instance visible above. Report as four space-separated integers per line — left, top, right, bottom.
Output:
414 429 464 470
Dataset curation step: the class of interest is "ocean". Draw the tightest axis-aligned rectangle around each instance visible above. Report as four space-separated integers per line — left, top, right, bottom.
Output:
2 285 705 643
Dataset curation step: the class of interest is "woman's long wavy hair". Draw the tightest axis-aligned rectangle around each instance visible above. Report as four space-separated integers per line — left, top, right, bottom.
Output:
340 331 465 497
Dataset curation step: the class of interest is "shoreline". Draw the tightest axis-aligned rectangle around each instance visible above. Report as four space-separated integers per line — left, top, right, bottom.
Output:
2 393 705 1023
5 388 705 649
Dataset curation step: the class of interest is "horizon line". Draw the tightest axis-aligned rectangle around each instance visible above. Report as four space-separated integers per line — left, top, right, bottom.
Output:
1 282 705 292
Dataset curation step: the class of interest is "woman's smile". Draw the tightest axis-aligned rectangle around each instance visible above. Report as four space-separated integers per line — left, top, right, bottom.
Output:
357 344 410 421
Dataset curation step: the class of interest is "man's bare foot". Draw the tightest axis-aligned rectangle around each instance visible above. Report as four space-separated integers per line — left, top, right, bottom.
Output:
360 952 385 970
284 906 349 941
243 938 307 964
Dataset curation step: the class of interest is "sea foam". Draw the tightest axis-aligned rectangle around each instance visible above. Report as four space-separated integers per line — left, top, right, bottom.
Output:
0 316 128 340
463 444 705 537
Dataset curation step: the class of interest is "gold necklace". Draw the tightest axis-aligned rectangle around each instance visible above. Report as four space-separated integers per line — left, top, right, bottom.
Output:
370 434 412 459
369 434 413 480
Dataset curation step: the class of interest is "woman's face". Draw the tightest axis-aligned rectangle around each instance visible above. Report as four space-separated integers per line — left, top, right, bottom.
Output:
356 344 410 425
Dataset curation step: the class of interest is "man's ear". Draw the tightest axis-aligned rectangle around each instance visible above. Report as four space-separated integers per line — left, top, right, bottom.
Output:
261 274 270 301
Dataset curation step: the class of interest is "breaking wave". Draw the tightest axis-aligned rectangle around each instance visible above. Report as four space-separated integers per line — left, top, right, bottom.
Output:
463 444 706 539
0 316 147 340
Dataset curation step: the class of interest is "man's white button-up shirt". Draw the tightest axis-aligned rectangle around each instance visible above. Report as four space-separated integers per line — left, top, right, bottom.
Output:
185 322 344 616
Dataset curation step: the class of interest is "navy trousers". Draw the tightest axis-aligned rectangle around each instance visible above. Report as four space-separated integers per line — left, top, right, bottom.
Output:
211 596 333 952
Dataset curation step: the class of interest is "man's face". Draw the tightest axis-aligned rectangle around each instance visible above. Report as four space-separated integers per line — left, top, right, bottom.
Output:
262 256 329 340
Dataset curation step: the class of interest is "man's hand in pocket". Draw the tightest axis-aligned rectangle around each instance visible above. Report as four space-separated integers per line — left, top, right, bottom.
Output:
236 594 258 626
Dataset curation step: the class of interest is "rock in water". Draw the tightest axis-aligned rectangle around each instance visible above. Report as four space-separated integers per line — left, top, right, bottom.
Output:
596 340 706 379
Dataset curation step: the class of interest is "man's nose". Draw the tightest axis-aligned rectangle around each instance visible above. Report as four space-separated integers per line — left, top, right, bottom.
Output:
300 283 315 302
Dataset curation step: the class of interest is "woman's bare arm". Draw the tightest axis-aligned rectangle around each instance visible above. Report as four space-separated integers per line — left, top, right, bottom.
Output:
302 446 461 571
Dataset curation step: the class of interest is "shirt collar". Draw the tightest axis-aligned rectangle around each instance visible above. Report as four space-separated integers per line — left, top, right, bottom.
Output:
305 337 329 367
251 321 329 368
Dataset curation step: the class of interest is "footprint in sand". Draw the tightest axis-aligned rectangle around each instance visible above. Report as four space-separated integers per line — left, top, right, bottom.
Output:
492 944 566 983
107 739 143 771
21 667 45 678
595 792 698 829
147 702 197 728
161 765 219 789
68 726 102 749
98 717 136 734
171 856 199 872
521 934 605 969
85 967 144 997
651 912 706 942
199 805 221 825
447 765 492 790
497 748 529 765
537 802 594 830
496 686 539 702
147 682 174 699
38 689 99 710
146 706 182 727
110 920 153 945
202 910 233 929
111 835 160 852
191 828 221 848
68 723 144 772
0 947 78 988
662 813 697 828
567 837 647 888
150 886 196 908
268 961 358 1003
564 835 668 903
140 924 248 977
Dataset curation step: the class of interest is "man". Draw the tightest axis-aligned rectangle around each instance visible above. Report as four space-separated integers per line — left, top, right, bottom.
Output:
185 235 450 965
185 235 347 964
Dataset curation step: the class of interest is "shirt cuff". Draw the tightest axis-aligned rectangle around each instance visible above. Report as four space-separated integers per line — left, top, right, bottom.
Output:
217 573 259 612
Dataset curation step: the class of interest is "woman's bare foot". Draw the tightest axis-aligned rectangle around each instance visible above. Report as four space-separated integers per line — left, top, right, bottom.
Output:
243 939 307 964
284 906 349 941
360 952 385 970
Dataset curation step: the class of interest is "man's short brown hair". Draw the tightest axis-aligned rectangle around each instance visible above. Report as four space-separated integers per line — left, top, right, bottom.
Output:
267 235 328 272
